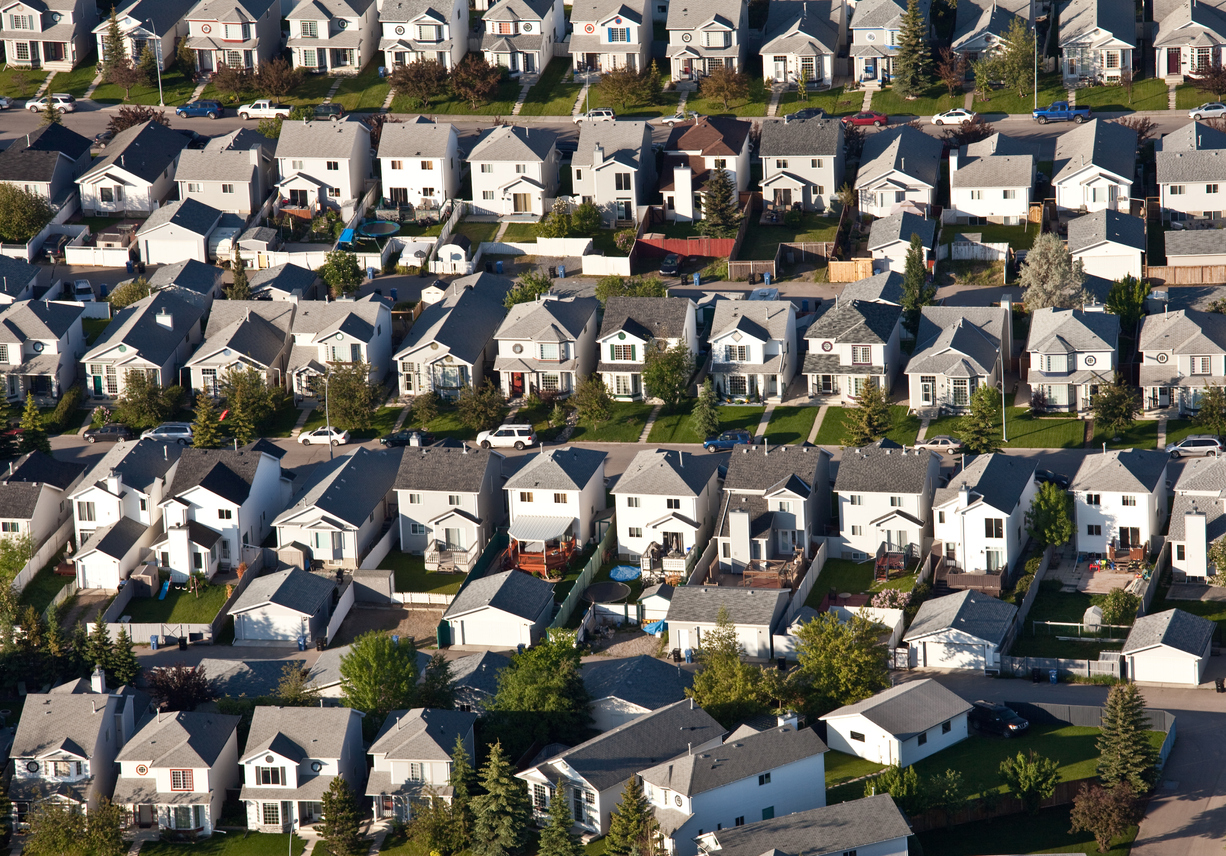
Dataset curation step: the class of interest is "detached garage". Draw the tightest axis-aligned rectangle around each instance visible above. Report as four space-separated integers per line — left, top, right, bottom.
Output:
903 589 1017 671
442 569 554 648
821 678 971 768
1123 607 1214 686
230 567 337 644
137 198 222 265
1067 209 1145 281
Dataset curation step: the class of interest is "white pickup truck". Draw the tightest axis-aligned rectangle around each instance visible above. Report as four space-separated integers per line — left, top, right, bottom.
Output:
237 99 291 120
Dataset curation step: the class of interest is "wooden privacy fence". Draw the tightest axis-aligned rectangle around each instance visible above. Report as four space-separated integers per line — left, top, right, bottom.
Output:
997 654 1122 680
638 234 737 257
827 258 875 281
1145 264 1226 285
550 522 617 630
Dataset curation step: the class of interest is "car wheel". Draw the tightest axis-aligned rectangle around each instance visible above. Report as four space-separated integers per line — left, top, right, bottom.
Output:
935 118 944 125
1037 116 1047 125
481 440 492 449
514 441 525 450
1074 115 1086 123
1194 113 1204 120
208 112 218 119
239 112 249 119
873 120 883 127
962 118 971 125
1171 450 1181 458
87 436 96 443
177 438 188 446
331 439 340 446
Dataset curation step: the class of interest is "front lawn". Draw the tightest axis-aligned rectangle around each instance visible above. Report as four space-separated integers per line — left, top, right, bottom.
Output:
333 63 391 112
518 58 582 116
1074 77 1169 112
382 552 467 595
139 833 307 856
55 54 100 98
917 804 1137 856
973 72 1068 115
569 401 654 442
413 402 494 442
765 406 819 444
925 408 1086 449
1092 418 1160 450
1163 418 1196 447
870 82 959 117
686 64 772 117
585 84 678 119
379 830 427 856
646 401 762 443
778 86 860 117
347 406 404 441
0 67 49 100
1179 82 1215 110
263 402 303 439
943 222 1040 250
455 220 501 245
396 78 521 116
502 222 540 242
825 750 886 788
813 406 920 447
90 66 198 106
738 214 841 260
124 582 229 624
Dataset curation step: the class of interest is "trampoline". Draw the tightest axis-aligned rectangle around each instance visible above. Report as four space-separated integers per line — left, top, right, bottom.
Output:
608 564 641 582
358 220 399 238
584 581 631 604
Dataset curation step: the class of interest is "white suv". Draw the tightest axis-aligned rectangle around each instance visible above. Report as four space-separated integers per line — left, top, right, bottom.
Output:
476 424 537 450
1166 435 1223 458
574 108 615 124
26 93 76 113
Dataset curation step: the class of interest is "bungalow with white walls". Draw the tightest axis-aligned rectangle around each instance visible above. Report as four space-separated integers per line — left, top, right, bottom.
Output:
441 569 554 647
1059 0 1135 85
184 301 295 396
1051 120 1137 214
667 586 789 659
82 291 205 401
759 0 843 88
1137 308 1226 414
286 295 392 398
947 132 1037 225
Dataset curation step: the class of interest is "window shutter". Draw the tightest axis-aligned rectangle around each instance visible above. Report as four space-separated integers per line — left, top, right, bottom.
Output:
630 345 636 360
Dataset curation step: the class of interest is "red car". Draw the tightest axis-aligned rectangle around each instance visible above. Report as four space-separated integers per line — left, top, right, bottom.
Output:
842 110 889 127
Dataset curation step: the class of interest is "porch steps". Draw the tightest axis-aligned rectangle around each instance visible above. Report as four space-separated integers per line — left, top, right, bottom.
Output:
754 402 775 443
807 404 828 444
1168 84 1178 110
638 403 664 442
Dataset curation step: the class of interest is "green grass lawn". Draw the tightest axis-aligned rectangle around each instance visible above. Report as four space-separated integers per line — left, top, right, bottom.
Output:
397 78 521 116
1092 418 1160 450
502 222 540 242
124 582 229 624
83 317 113 347
17 560 71 616
569 402 655 442
944 222 1040 250
804 558 917 608
1009 587 1136 658
765 406 819 444
925 408 1086 449
455 220 501 245
870 83 959 116
399 221 444 238
333 63 391 112
739 215 841 260
518 58 582 116
1074 77 1169 112
55 54 100 98
90 66 198 106
974 73 1068 115
0 67 49 100
139 833 307 856
917 804 1137 856
1164 418 1197 447
263 402 303 439
414 403 496 442
686 71 772 118
825 750 886 788
514 400 565 442
813 406 920 447
647 221 703 239
778 86 860 117
378 830 427 856
589 228 625 257
1179 83 1216 110
646 402 762 443
382 551 467 595
584 85 678 119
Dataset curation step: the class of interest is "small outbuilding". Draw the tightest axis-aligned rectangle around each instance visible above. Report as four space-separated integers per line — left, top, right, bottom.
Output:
228 567 337 644
820 678 971 767
1122 608 1215 686
902 589 1017 670
137 198 223 265
583 655 694 732
442 569 554 648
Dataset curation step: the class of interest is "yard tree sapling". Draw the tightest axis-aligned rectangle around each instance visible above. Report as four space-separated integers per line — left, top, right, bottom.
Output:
505 269 553 308
535 199 573 240
928 768 969 828
108 60 144 102
573 374 613 426
23 797 125 856
323 361 380 432
39 98 62 127
339 630 421 730
471 741 533 856
599 64 646 111
1097 682 1159 791
996 16 1037 97
107 105 169 135
615 228 637 254
1097 588 1139 626
594 274 667 303
606 776 661 856
484 631 590 760
108 626 140 686
257 57 304 98
958 383 1003 455
136 45 158 86
417 652 456 710
843 379 893 446
211 63 252 104
999 749 1060 815
537 785 583 856
175 36 195 75
1193 60 1226 100
391 59 449 109
18 394 50 455
106 276 150 309
699 65 749 110
685 606 771 727
147 662 216 711
642 340 694 407
412 390 440 427
1070 781 1142 853
867 765 929 817
319 775 365 856
791 610 891 717
936 47 967 98
276 660 321 706
571 201 603 236
408 794 464 855
693 378 720 438
1194 383 1226 439
1026 481 1075 549
1092 374 1141 440
457 383 506 432
318 250 364 298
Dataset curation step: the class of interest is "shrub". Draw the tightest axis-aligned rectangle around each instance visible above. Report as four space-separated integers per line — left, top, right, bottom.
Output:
783 209 803 226
47 385 83 433
1025 555 1043 575
870 588 911 609
1013 573 1036 599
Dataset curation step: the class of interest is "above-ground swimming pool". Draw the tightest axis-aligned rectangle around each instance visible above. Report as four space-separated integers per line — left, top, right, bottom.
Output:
608 564 641 582
358 220 398 238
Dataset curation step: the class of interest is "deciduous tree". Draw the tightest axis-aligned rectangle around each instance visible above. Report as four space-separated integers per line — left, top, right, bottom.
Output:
1092 374 1140 440
698 167 741 238
23 797 125 856
996 16 1037 97
504 269 553 307
412 391 440 427
339 631 421 727
471 741 532 856
843 379 892 446
452 54 502 110
868 765 929 817
257 58 304 98
1026 480 1074 549
936 47 967 97
958 383 1003 455
573 373 613 426
1193 60 1226 100
599 65 647 110
685 606 771 726
1108 117 1155 157
594 274 666 303
147 662 216 711
0 185 55 244
363 113 402 149
318 249 364 298
107 105 169 134
391 60 450 108
485 632 590 759
1105 274 1149 333
1070 782 1142 853
211 63 251 103
1097 683 1159 791
790 610 891 717
276 661 321 706
319 775 364 856
642 340 694 406
108 61 144 101
1194 383 1226 439
891 0 931 98
699 65 749 109
1098 588 1139 626
571 201 603 236
1000 749 1060 815
106 276 150 309
1019 232 1087 310
457 383 505 431
113 371 182 432
928 769 968 827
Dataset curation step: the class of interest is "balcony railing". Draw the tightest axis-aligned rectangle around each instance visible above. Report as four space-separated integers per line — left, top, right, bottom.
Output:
425 541 480 572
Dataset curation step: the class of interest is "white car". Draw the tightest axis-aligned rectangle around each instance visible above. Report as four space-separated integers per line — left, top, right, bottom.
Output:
72 279 94 302
476 423 537 450
915 435 963 454
1189 102 1226 120
299 426 351 446
141 422 193 445
1166 435 1223 458
661 110 699 125
932 108 976 125
574 108 615 124
26 93 76 113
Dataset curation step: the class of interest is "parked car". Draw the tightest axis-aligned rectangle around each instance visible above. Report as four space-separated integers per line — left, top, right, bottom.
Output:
703 429 752 452
141 423 194 445
380 429 436 447
841 110 888 127
176 100 223 119
175 129 209 149
574 108 616 124
662 110 700 125
299 426 351 446
968 701 1029 737
237 99 291 120
784 107 826 123
0 95 14 110
1189 102 1226 120
92 130 114 149
1035 468 1070 490
26 93 75 113
915 435 962 454
1166 435 1223 458
72 279 95 302
313 103 344 121
476 424 537 450
1031 101 1091 124
932 108 976 125
659 254 681 276
83 424 133 444
45 234 71 262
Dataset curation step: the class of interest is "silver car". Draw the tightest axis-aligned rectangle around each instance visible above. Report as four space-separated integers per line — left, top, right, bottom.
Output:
140 423 194 445
916 435 963 454
1166 435 1223 458
1189 102 1226 120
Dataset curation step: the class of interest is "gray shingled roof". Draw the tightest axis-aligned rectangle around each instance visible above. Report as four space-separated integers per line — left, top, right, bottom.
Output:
80 121 188 185
867 211 937 251
903 589 1018 645
906 306 1005 378
12 693 115 759
470 125 558 162
505 447 607 491
1165 229 1226 258
585 654 694 712
397 274 512 365
0 123 91 181
701 794 911 856
370 708 478 760
242 706 359 762
1026 306 1120 353
1053 119 1137 184
0 300 84 344
451 650 510 709
666 586 789 627
1168 494 1226 541
819 678 971 739
852 0 927 28
77 437 182 497
1156 121 1226 183
250 264 318 298
395 445 499 493
573 121 651 168
3 450 85 492
495 296 598 342
857 126 942 190
834 441 935 495
806 298 901 346
1139 308 1226 354
117 711 240 767
168 448 267 505
1067 210 1146 254
1071 448 1168 493
611 449 722 498
837 271 905 305
710 300 793 344
951 153 1034 189
640 724 827 796
0 482 46 521
665 0 741 29
84 291 205 368
443 569 555 621
934 452 1035 513
378 121 456 159
147 259 223 299
201 658 305 698
81 517 147 559
274 446 402 529
275 118 369 161
761 0 841 54
1060 0 1136 48
599 296 692 341
952 0 1030 49
1174 453 1226 495
760 116 842 157
723 443 824 492
1123 608 1215 656
0 256 40 293
231 568 336 617
176 129 271 183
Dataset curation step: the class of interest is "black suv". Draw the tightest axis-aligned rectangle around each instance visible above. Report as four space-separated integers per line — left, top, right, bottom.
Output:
968 701 1029 737
313 103 345 121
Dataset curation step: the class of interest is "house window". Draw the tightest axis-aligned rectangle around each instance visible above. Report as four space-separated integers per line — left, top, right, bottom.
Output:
301 20 317 37
851 525 862 536
610 344 636 361
351 344 362 362
481 164 493 173
1122 496 1137 507
849 495 862 506
758 773 771 786
302 48 318 67
187 183 203 193
1171 185 1185 195
1178 544 1186 560
14 43 30 60
77 502 95 522
851 346 871 365
939 511 945 523
533 784 550 808
326 161 338 171
608 27 628 41
615 375 634 395
850 731 865 741
52 761 72 776
1088 524 1102 536
1 523 18 534
519 492 534 502
985 518 1003 538
727 376 747 396
420 160 435 171
1086 493 1101 506
218 509 233 520
667 498 681 510
889 496 902 507
171 770 193 790
1106 51 1119 69
554 493 568 504
574 169 583 181
615 173 632 191
918 732 928 745
713 158 727 170
409 523 426 535
627 497 640 508
1193 357 1212 375
970 190 983 200
942 721 951 734
725 344 747 361
496 21 514 33
952 379 969 406
1003 189 1016 199
448 495 461 506
222 184 234 194
390 160 403 170
408 494 422 504
722 542 730 557
262 803 280 825
515 164 527 174
812 158 822 168
629 527 643 538
762 807 774 821
775 159 788 169
735 817 745 826
482 191 495 200
257 767 285 785
1211 184 1221 194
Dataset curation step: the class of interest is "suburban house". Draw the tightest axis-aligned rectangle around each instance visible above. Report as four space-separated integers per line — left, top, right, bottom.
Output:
492 295 599 400
1059 0 1135 84
468 126 560 218
0 259 38 307
664 0 747 82
480 0 565 75
271 447 402 569
668 586 790 659
610 448 723 563
394 445 504 572
640 724 829 856
759 117 844 214
759 0 843 88
691 795 912 856
394 274 512 399
848 0 930 85
708 300 798 402
441 568 555 647
0 123 93 208
904 305 1010 411
1136 308 1226 413
1025 306 1121 413
229 567 338 643
377 0 469 72
1051 120 1137 214
82 291 205 400
583 655 694 732
77 121 188 217
596 296 698 400
451 651 510 712
275 120 373 212
183 301 296 397
92 0 193 71
947 132 1038 225
150 446 291 581
932 453 1038 577
572 121 655 226
113 711 241 837
1155 121 1226 223
820 679 971 767
377 121 460 212
854 126 943 217
239 707 366 832
183 0 280 73
1123 608 1215 685
505 447 608 567
1 0 97 70
136 198 224 266
286 295 393 399
904 589 1018 669
713 443 830 573
146 259 224 308
176 129 276 217
952 0 1031 64
868 211 937 273
804 298 903 401
568 0 651 74
660 118 751 222
203 659 306 697
1070 448 1169 558
1155 0 1226 82
1067 210 1146 279
1165 229 1226 267
286 0 378 73
836 270 905 305
1169 455 1226 579
834 439 941 561
0 451 84 546
517 700 724 836
250 264 321 301
0 300 86 403
366 708 479 823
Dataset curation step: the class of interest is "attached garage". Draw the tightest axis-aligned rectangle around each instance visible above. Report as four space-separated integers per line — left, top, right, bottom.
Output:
443 569 554 649
135 198 222 265
1123 608 1214 686
229 567 336 644
903 589 1018 671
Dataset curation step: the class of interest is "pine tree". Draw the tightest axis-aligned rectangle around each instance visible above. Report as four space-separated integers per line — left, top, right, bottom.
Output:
108 626 140 686
606 777 659 856
39 98 62 126
43 609 66 671
320 775 364 856
0 397 15 460
449 733 476 847
843 380 893 446
226 250 251 300
538 791 582 856
693 378 719 438
18 393 50 455
957 383 1002 455
101 8 129 80
1097 683 1159 792
891 0 932 99
69 621 90 676
191 393 222 449
471 741 532 856
87 612 111 673
417 652 455 709
901 233 936 335
698 168 742 239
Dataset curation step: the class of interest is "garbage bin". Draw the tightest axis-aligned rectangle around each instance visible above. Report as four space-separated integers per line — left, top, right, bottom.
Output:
390 288 398 301
316 637 326 651
1216 678 1224 693
1032 667 1042 683
486 262 493 273
671 648 681 663
558 265 565 278
496 260 503 274
150 635 158 650
1049 669 1058 684
367 266 376 280
392 635 399 646
777 657 786 671
125 260 134 274
297 635 306 651
684 648 693 664
178 636 187 651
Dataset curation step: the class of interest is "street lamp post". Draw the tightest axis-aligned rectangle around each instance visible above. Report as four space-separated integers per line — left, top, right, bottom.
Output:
147 22 164 107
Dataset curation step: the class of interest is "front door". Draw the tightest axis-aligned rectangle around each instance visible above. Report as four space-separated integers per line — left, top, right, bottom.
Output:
92 375 103 395
773 55 787 80
864 59 875 79
1168 48 1181 75
137 805 153 828
511 372 524 396
331 531 343 560
512 193 532 213
522 53 535 73
444 528 463 551
921 377 935 405
198 50 213 72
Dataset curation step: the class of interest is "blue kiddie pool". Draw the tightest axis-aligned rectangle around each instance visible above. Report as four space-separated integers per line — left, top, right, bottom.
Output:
358 220 398 238
609 564 641 582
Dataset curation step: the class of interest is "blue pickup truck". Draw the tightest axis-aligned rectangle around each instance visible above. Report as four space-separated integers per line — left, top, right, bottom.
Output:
1032 101 1092 124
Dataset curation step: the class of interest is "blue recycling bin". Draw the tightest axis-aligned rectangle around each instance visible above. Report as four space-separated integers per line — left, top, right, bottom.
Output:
693 272 700 287
496 260 504 274
558 265 565 278
150 635 158 650
100 283 108 298
392 635 400 646
390 288 398 301
125 260 134 274
367 267 376 280
297 635 306 651
764 271 772 287
1049 669 1058 684
684 648 693 663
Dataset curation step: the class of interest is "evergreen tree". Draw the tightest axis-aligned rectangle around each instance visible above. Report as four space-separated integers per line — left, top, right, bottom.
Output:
0 397 15 459
606 777 659 856
226 250 251 300
18 393 50 455
471 741 532 856
693 378 719 438
43 609 66 672
137 45 159 86
417 651 456 709
319 775 364 856
87 611 111 672
843 380 892 446
957 383 1002 455
108 626 140 686
450 733 476 847
191 393 222 449
69 620 90 676
1097 683 1159 792
698 168 742 238
901 233 936 335
101 8 128 80
538 791 582 856
39 98 62 126
999 750 1060 816
891 0 931 99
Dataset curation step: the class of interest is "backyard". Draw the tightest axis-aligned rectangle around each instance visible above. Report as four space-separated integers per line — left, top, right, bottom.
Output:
454 220 501 245
824 750 885 788
925 409 1087 450
1009 586 1135 659
803 558 918 610
646 402 762 444
17 561 72 616
813 406 921 447
123 583 229 625
943 222 1039 251
381 552 466 595
739 214 842 260
917 804 1137 856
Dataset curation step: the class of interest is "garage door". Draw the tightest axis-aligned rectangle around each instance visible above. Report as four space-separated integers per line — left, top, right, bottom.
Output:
143 239 202 265
925 641 985 670
238 610 301 641
1079 254 1137 281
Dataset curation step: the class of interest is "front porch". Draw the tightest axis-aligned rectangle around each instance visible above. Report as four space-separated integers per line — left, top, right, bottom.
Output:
711 369 784 401
3 362 63 405
4 39 75 71
125 801 212 838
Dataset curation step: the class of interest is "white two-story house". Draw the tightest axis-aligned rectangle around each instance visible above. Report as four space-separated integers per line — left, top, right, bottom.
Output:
505 447 607 566
665 0 746 82
287 295 392 398
759 0 843 87
0 300 86 403
492 295 598 399
948 132 1038 225
378 0 468 71
1052 119 1137 214
1059 0 1134 84
573 121 655 226
596 296 697 400
569 0 650 73
0 451 85 548
177 129 277 218
184 301 295 397
2 0 97 70
849 0 929 85
660 117 751 222
1156 121 1226 223
855 125 942 217
611 448 723 563
835 439 940 561
378 121 460 212
905 304 1011 411
480 0 564 74
77 121 188 217
287 0 377 73
1025 306 1120 413
708 299 798 402
804 298 903 401
93 0 193 72
275 120 372 213
1138 308 1226 414
395 445 504 572
366 708 478 823
1071 448 1168 559
933 453 1038 575
469 125 560 218
83 291 205 401
1169 454 1226 579
759 117 845 214
1155 0 1226 82
183 0 280 73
